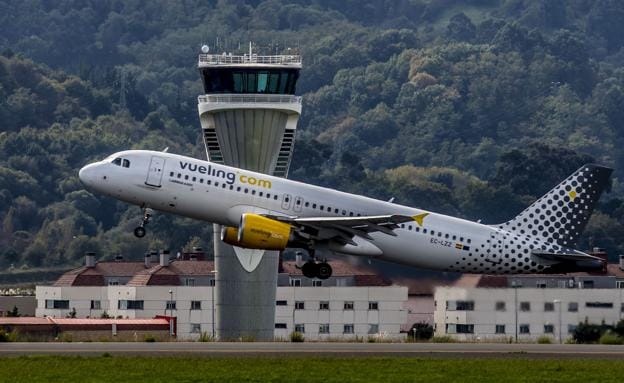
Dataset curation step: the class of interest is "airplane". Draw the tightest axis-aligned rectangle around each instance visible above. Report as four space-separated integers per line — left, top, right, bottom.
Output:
79 150 613 279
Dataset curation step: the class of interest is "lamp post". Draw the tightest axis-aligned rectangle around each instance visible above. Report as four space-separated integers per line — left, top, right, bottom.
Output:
211 270 218 339
554 299 562 344
512 281 518 343
168 289 174 336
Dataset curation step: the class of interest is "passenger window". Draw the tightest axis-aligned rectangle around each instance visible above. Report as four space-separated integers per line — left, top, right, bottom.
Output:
327 207 331 212
251 190 256 195
185 175 189 180
237 187 241 192
312 204 317 209
122 159 130 168
177 173 181 178
259 192 263 197
169 172 174 177
112 158 122 166
334 208 339 214
192 177 196 182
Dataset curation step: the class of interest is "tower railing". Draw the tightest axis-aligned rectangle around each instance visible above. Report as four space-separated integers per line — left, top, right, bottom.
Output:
198 54 301 66
198 94 302 105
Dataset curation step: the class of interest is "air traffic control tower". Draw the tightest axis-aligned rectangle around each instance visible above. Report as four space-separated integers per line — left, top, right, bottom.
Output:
197 46 302 340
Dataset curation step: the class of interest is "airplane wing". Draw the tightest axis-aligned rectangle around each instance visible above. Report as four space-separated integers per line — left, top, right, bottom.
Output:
265 213 424 246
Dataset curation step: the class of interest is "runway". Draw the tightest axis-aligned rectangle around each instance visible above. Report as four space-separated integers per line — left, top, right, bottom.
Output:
2 342 624 358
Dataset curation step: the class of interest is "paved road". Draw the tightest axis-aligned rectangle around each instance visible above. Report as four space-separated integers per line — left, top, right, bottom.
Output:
2 342 624 358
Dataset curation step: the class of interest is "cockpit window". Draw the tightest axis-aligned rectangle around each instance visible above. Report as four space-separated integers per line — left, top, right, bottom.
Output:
112 158 122 166
122 159 130 168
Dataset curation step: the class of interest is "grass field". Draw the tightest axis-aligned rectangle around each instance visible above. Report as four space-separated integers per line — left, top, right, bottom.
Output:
1 356 624 383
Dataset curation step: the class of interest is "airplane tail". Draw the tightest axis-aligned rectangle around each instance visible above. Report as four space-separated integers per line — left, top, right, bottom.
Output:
498 164 613 248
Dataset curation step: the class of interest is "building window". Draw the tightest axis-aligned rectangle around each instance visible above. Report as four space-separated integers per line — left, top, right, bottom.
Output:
344 301 354 310
108 279 119 286
275 323 288 329
276 300 288 306
319 324 330 334
368 302 379 310
45 300 69 310
289 278 301 287
295 301 305 310
519 324 530 334
343 324 354 334
568 302 578 312
568 324 577 334
495 325 505 334
336 278 347 286
582 280 594 289
495 301 506 311
544 324 554 334
319 301 329 310
166 301 177 310
447 300 475 311
90 300 101 310
447 324 474 334
368 324 379 334
456 324 474 334
191 301 201 310
190 323 201 333
536 281 547 288
586 302 613 308
520 302 531 312
616 281 624 289
544 302 555 312
295 324 305 333
621 303 624 313
210 279 216 286
312 280 322 287
184 278 195 286
118 300 144 310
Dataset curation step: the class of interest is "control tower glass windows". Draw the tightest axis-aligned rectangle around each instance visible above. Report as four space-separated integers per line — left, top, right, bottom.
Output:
201 68 299 94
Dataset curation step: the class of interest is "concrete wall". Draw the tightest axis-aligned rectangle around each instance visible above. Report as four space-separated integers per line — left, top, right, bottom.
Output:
0 296 36 316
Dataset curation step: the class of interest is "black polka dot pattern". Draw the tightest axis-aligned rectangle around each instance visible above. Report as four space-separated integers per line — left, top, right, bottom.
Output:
498 164 612 248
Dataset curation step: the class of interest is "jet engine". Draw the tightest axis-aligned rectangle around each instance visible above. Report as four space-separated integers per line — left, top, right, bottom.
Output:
221 214 293 251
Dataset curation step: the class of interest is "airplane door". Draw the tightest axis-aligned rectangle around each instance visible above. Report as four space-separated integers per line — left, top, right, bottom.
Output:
486 229 504 265
282 194 292 210
293 196 303 213
145 156 165 187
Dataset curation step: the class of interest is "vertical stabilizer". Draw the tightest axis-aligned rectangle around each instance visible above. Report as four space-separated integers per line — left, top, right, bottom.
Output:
498 164 612 248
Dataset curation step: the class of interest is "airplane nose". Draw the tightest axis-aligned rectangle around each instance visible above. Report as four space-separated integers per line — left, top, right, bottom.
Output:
79 164 95 187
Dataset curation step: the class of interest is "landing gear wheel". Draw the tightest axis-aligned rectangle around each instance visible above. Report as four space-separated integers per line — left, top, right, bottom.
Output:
317 262 333 280
301 261 318 279
134 226 146 238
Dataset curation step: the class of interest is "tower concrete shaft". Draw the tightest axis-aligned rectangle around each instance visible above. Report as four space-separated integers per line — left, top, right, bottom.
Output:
197 50 302 340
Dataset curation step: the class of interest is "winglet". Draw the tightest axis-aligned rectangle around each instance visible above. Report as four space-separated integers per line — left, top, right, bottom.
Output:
412 213 429 227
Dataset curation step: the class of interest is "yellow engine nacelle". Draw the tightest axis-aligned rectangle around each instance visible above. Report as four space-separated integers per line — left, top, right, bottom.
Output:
221 214 292 251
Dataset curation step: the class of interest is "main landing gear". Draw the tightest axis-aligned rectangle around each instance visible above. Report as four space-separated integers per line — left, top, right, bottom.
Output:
300 249 333 280
133 207 153 238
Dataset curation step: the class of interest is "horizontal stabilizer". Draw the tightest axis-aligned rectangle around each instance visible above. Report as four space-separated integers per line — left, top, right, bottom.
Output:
532 251 603 263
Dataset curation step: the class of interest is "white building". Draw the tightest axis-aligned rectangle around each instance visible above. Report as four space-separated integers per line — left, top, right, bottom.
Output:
434 264 624 342
36 251 408 340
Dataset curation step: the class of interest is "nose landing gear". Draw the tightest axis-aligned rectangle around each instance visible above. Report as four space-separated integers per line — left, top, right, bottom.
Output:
133 207 153 238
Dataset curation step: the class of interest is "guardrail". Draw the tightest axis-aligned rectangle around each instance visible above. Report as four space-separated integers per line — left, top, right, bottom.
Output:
198 94 302 104
198 54 301 65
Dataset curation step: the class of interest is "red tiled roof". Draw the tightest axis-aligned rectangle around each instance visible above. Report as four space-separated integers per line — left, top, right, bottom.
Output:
54 260 216 287
126 261 215 286
390 277 450 295
0 317 51 325
281 259 377 277
353 275 391 287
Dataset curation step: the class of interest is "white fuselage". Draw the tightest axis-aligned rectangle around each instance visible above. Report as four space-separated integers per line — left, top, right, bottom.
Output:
79 150 560 274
